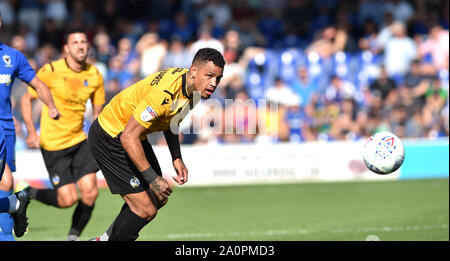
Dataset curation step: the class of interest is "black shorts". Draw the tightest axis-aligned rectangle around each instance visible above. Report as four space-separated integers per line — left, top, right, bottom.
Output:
88 119 162 194
41 140 99 189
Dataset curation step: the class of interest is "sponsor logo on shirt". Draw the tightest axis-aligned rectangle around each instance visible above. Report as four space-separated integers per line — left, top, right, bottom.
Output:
0 74 12 84
140 105 158 122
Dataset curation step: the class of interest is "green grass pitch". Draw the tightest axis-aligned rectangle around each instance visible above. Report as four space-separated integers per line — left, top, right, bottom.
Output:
20 178 448 241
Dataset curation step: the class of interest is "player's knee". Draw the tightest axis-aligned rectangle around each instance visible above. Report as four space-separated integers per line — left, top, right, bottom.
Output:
58 193 79 208
0 170 13 191
131 204 157 222
81 187 98 205
0 181 13 192
142 206 158 222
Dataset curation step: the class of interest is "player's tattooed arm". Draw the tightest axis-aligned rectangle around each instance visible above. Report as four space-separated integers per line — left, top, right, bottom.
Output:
149 176 171 201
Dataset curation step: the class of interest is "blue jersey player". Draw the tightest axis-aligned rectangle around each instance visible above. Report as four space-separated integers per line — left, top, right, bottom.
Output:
0 12 60 240
0 127 31 240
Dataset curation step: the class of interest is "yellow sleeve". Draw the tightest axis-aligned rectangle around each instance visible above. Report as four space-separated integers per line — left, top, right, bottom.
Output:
28 63 53 98
133 91 168 129
91 73 106 106
27 86 38 98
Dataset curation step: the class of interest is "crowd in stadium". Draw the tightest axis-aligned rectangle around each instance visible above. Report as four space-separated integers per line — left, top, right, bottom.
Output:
1 0 448 147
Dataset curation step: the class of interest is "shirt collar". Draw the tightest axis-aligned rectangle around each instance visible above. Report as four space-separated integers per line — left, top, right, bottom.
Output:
181 72 192 99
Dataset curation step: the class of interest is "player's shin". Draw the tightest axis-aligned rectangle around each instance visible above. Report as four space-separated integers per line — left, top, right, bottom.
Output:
30 188 59 207
108 203 149 241
67 201 95 241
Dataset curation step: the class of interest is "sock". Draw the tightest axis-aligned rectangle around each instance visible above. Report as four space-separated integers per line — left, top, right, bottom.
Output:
68 201 94 238
99 220 115 241
0 198 9 213
0 190 14 241
32 188 59 207
108 203 149 241
7 195 19 213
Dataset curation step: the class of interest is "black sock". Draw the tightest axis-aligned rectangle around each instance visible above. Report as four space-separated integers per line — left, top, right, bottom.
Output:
69 201 95 237
108 203 149 241
31 188 59 207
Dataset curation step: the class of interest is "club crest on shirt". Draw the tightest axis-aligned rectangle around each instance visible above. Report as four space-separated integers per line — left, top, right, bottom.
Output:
140 105 158 122
52 175 60 186
2 55 12 67
130 176 140 188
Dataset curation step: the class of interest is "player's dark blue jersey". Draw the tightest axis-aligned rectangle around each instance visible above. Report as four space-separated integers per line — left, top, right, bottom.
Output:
0 42 36 134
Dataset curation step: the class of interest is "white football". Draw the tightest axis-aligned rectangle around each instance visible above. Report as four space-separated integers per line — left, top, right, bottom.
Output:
363 131 405 175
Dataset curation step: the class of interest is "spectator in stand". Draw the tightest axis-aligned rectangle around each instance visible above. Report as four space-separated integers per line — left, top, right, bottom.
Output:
222 74 245 101
290 66 319 107
199 0 232 29
403 59 424 89
106 56 134 90
358 0 385 27
203 14 226 40
306 23 358 60
162 36 191 69
222 90 258 143
44 0 68 29
382 21 417 78
34 43 58 68
223 30 243 56
417 75 449 139
189 25 224 59
418 24 449 70
93 32 116 67
104 78 121 104
15 24 39 55
170 12 196 44
325 75 359 104
87 50 108 85
358 19 380 55
423 76 448 122
369 66 397 106
236 14 267 48
283 95 315 143
265 77 300 107
334 8 359 54
116 37 140 78
376 11 395 51
10 35 27 54
383 0 414 24
136 32 167 78
218 48 246 100
405 106 425 138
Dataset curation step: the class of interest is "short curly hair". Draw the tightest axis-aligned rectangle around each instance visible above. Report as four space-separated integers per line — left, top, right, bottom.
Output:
192 48 225 69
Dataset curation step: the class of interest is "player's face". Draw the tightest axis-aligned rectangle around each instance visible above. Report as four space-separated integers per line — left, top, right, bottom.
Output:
65 33 89 63
192 61 223 99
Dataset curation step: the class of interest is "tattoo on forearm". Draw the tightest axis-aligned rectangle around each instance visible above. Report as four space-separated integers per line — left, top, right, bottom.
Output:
150 177 163 193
